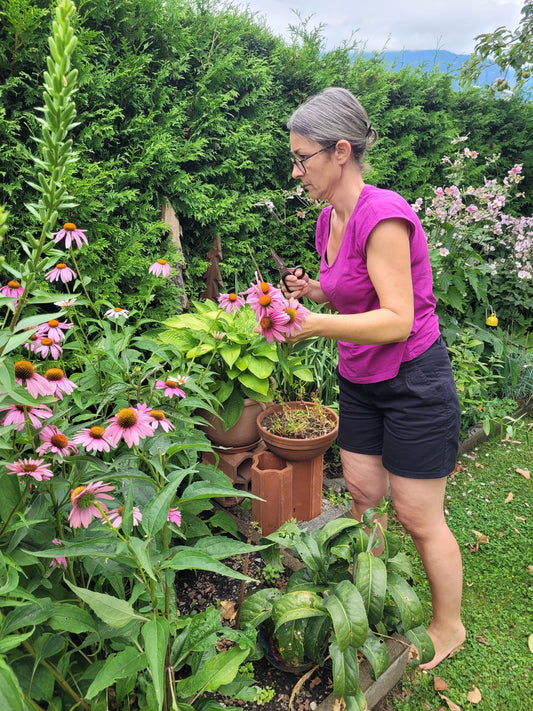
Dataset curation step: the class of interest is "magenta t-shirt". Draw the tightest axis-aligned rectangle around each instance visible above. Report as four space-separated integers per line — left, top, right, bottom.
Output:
316 184 440 384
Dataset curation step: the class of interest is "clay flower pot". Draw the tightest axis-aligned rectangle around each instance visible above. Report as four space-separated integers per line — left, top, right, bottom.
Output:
256 401 339 462
200 398 270 450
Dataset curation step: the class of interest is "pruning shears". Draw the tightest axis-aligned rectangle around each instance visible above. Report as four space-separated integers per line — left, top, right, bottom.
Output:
270 249 306 292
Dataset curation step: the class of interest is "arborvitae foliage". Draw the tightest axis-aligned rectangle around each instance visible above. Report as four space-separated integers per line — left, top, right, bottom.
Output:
1 0 531 309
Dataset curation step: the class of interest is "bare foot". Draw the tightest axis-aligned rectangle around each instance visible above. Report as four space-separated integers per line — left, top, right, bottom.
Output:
414 624 466 671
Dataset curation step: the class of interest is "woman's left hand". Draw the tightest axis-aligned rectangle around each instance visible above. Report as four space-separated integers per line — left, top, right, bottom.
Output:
285 312 321 343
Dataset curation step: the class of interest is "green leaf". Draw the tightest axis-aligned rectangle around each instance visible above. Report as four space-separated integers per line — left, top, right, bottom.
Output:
65 582 146 628
2 599 54 635
245 355 274 380
191 536 267 560
343 689 368 711
303 614 331 664
329 639 360 697
237 370 270 396
359 630 389 680
28 536 117 559
239 588 283 628
0 657 27 711
322 580 368 651
165 550 254 581
219 344 241 368
386 573 424 632
86 646 147 699
272 590 326 630
0 629 34 654
142 616 169 710
48 603 97 633
355 552 387 625
141 473 188 536
174 646 249 698
317 517 363 551
405 625 435 667
128 537 156 581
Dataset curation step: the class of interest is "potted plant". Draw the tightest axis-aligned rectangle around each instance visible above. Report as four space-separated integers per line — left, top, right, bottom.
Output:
240 509 434 711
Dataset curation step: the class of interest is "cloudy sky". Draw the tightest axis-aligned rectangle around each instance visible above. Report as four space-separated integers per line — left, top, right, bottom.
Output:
235 0 524 54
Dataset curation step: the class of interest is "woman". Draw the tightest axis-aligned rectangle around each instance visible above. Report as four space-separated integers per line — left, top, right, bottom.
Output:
283 87 465 670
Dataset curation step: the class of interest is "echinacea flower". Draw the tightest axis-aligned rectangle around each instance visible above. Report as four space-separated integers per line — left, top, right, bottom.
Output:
283 297 310 337
50 539 67 569
147 409 175 432
107 505 142 529
105 407 155 448
14 360 55 398
68 481 115 529
32 337 63 360
0 403 53 430
168 508 182 526
155 376 188 399
44 368 77 399
54 298 77 308
218 292 245 313
6 457 53 482
149 259 171 277
72 425 114 452
256 310 291 343
1 280 24 299
105 307 129 320
212 331 226 340
36 319 73 342
46 263 77 283
53 222 88 249
36 425 78 458
243 279 286 315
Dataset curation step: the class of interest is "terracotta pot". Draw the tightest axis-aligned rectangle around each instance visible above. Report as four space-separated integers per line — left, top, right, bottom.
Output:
200 398 270 449
256 401 339 462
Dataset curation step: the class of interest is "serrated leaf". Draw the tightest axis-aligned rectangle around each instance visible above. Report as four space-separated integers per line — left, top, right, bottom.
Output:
65 581 146 628
86 646 147 698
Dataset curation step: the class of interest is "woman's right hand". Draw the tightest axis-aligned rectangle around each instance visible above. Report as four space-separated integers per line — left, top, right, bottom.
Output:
281 271 311 300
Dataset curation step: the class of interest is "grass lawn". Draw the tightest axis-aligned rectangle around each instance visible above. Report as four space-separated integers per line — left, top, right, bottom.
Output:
384 417 533 711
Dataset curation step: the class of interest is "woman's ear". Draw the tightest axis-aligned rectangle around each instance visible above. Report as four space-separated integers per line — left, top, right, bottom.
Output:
334 139 352 165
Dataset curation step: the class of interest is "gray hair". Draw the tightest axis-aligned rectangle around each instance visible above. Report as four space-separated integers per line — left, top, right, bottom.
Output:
286 87 378 168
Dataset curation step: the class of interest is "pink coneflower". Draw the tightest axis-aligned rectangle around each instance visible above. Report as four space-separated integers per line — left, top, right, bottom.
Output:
168 508 182 526
218 292 245 313
36 319 73 342
256 310 291 343
1 280 24 299
44 368 77 400
212 331 226 340
36 425 78 458
149 259 171 277
50 539 67 569
155 376 187 399
46 263 77 283
32 337 63 360
68 481 115 529
107 505 142 529
14 360 55 398
6 457 53 482
53 222 88 249
105 307 129 320
283 297 310 337
105 407 154 448
147 409 175 432
0 403 53 430
54 298 77 308
72 425 114 453
244 279 286 315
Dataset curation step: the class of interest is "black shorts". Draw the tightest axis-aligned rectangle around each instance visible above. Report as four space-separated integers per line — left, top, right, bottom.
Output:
337 337 461 479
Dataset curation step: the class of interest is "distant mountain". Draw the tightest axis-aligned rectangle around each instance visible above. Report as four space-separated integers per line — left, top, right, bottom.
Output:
362 49 508 90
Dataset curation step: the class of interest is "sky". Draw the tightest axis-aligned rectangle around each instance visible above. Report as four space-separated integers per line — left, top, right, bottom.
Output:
235 0 525 54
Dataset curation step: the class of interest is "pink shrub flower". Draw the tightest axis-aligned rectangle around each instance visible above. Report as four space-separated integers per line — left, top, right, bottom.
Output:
36 425 78 457
6 458 53 482
46 263 77 283
256 310 291 343
105 407 155 448
282 297 310 337
0 403 53 430
14 360 55 398
50 539 68 569
105 307 129 320
72 425 114 452
107 505 142 529
147 409 175 432
155 376 188 399
32 337 63 360
218 292 245 313
244 279 286 316
1 280 24 299
36 319 73 342
53 222 88 249
149 259 171 277
44 368 77 399
168 508 182 526
68 481 115 529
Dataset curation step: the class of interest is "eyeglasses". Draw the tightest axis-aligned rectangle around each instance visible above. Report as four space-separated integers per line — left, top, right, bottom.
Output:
290 143 337 174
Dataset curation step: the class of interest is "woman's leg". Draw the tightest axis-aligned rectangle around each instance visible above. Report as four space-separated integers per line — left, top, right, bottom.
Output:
388 473 465 669
340 449 389 520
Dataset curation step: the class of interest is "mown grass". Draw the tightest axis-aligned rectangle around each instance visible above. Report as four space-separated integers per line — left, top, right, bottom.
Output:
384 416 532 711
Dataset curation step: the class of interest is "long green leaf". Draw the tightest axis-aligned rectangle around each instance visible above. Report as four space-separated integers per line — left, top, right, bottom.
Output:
165 550 254 581
405 624 435 666
143 616 169 710
86 646 147 698
329 639 360 697
272 590 326 631
2 599 54 635
174 646 249 698
322 580 368 651
141 473 188 536
65 582 146 628
359 629 390 680
355 551 387 625
0 657 27 711
386 573 424 632
237 588 282 629
48 602 96 633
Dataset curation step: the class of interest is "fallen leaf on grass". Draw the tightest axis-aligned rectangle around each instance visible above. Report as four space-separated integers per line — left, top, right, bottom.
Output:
439 693 462 710
515 468 530 479
467 685 482 703
434 677 449 691
469 530 489 552
504 492 514 503
476 635 491 646
219 600 236 623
